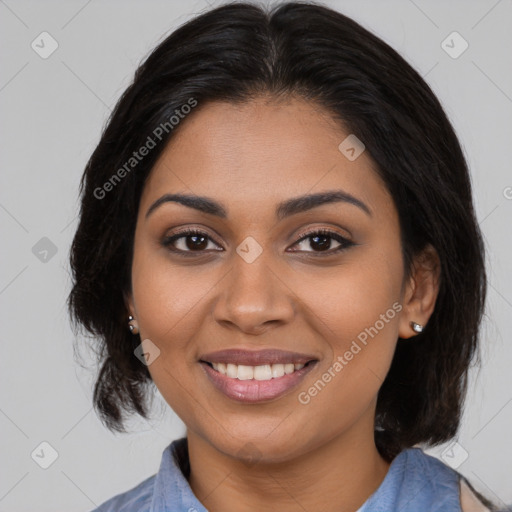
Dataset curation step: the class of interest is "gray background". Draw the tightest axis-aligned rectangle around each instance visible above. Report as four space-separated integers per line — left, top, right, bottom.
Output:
1 0 511 510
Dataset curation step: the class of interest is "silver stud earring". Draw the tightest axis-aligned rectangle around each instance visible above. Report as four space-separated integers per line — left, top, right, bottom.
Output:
128 315 139 335
410 321 423 333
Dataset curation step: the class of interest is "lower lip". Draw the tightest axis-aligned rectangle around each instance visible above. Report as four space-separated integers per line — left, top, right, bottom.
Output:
200 362 317 403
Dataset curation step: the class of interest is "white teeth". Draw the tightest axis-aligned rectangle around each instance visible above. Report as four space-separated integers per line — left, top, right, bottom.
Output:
226 363 238 378
209 362 309 380
271 364 285 378
237 365 254 380
254 364 272 380
284 363 295 374
212 362 230 374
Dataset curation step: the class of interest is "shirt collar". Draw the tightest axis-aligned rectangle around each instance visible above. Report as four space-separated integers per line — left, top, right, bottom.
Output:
150 437 208 512
149 439 461 512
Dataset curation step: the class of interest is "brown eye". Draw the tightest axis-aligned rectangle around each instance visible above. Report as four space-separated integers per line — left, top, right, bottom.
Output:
161 227 354 257
162 229 221 254
290 229 354 255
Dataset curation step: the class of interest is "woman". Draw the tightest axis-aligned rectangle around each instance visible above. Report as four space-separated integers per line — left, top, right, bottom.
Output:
68 2 501 510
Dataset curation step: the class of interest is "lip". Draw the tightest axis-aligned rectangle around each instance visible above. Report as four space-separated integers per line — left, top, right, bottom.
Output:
199 348 319 403
199 348 318 366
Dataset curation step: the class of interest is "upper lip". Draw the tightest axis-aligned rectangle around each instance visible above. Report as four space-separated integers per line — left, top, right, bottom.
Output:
199 348 318 366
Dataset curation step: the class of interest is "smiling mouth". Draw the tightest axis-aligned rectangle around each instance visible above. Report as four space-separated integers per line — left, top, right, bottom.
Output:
201 361 316 381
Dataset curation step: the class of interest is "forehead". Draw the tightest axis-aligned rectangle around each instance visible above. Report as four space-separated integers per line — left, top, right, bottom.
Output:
139 96 394 221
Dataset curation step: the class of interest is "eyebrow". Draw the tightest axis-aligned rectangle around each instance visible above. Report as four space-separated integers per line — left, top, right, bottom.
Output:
145 190 372 221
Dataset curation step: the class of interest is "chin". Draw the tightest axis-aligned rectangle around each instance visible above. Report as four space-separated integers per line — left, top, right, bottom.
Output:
207 426 311 466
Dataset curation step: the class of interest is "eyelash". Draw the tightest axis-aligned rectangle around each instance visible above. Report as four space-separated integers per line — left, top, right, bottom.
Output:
161 227 354 257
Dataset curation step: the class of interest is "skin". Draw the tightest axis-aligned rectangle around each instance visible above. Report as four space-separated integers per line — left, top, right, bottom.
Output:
126 95 440 512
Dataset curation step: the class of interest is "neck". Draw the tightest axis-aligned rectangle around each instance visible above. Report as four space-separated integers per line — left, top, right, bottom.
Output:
187 419 391 512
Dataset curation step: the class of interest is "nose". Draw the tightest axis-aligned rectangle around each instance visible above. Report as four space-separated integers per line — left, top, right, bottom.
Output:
212 254 295 336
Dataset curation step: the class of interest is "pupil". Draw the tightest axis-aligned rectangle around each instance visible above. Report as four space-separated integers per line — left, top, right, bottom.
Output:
187 234 208 250
311 235 330 251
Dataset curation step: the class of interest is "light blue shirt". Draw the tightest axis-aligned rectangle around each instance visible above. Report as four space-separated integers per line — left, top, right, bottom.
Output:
91 437 464 511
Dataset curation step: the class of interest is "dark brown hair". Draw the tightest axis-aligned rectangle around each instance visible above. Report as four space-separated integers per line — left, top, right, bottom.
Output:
68 1 487 464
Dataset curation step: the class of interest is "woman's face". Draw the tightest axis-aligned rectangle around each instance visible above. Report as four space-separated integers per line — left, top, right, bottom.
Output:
127 96 418 463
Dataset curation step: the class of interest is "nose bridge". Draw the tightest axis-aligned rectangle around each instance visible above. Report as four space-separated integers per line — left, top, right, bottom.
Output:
213 242 294 333
232 246 274 297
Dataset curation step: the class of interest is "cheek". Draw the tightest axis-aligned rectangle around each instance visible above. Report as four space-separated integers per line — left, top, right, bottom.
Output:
130 249 205 422
292 253 402 346
131 245 208 346
129 244 221 418
290 250 402 405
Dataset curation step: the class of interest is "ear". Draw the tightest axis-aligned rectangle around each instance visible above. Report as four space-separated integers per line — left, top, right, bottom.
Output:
398 243 441 339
